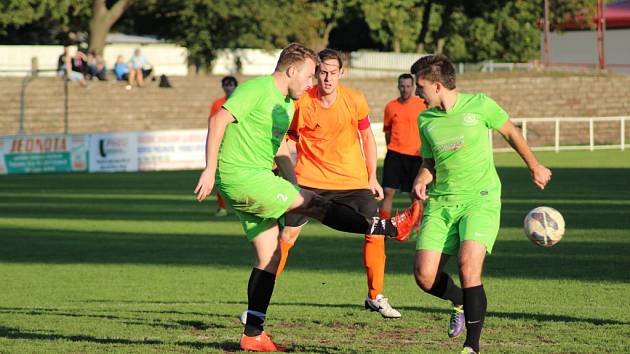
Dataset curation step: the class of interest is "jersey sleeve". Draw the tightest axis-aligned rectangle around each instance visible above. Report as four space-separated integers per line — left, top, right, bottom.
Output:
419 116 433 158
481 94 509 129
209 98 223 118
222 82 260 123
354 90 370 121
383 103 392 132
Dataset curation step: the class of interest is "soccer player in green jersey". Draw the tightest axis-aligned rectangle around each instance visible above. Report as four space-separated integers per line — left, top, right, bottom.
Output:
410 55 551 354
194 43 421 352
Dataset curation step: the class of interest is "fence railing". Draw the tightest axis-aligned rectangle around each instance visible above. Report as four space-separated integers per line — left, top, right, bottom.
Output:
0 69 68 135
490 116 628 152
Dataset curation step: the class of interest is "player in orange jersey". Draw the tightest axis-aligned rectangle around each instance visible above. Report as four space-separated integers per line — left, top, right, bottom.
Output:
279 49 407 318
381 73 427 216
209 76 238 216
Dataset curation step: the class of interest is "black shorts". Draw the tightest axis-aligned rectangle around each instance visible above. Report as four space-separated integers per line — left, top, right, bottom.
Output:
381 150 422 193
284 187 378 228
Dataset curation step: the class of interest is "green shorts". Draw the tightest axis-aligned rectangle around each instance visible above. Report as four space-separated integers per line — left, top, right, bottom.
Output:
217 169 300 240
416 197 501 255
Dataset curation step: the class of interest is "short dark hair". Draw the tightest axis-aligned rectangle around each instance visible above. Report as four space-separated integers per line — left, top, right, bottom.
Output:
410 54 456 90
275 43 318 71
398 73 414 84
318 48 343 69
221 76 237 87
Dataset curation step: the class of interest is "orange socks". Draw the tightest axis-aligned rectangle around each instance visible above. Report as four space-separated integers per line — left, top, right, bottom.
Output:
364 234 386 300
275 239 294 279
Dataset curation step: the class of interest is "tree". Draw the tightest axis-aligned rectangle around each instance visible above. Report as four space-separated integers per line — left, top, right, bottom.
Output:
300 0 349 51
360 0 425 53
89 0 134 56
0 1 90 44
441 0 598 62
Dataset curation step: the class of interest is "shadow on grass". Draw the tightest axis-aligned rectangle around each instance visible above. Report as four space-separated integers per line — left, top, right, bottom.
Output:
222 301 630 326
1 168 629 228
0 325 162 345
0 227 628 282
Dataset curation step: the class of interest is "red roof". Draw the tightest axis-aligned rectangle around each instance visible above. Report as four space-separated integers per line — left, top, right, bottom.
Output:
606 0 630 28
561 0 630 29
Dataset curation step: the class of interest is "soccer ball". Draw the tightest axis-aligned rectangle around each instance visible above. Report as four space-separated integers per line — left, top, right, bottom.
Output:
523 206 565 247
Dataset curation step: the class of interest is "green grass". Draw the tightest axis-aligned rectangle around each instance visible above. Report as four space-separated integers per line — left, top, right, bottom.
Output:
0 150 629 353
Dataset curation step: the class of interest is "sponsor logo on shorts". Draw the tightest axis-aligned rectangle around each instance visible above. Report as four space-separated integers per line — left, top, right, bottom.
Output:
276 193 288 202
474 231 483 237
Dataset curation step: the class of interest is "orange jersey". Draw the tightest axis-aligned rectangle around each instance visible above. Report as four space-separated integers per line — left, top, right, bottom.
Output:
383 96 426 156
209 96 227 118
288 84 370 190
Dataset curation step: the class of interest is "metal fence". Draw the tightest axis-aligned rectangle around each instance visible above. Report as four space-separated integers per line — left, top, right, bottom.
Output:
491 116 628 152
0 69 69 134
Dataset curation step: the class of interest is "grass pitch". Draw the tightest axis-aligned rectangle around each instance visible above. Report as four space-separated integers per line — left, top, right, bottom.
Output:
0 150 629 353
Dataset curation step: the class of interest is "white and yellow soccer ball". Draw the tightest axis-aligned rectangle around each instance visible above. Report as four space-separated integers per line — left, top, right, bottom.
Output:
523 206 565 247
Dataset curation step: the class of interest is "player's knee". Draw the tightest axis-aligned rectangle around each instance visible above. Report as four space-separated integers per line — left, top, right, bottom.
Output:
414 267 435 292
258 250 282 273
458 257 481 283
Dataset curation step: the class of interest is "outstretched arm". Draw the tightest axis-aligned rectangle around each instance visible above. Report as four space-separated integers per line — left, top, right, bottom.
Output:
497 120 552 190
194 108 235 201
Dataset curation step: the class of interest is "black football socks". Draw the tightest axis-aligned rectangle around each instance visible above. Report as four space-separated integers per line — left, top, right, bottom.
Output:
244 268 275 337
427 272 463 306
463 284 487 353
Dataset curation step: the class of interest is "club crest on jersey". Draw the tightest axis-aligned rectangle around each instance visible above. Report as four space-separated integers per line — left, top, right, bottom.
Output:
463 113 479 126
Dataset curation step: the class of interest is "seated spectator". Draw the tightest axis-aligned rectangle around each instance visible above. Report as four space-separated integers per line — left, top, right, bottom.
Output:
64 48 87 86
87 51 107 81
128 48 152 88
57 46 70 77
113 55 129 81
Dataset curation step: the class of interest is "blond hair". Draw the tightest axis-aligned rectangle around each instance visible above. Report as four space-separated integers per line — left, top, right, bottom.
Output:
275 43 318 72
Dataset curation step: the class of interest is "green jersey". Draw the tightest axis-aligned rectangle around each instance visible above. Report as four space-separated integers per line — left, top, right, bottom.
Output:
419 93 509 201
219 76 294 174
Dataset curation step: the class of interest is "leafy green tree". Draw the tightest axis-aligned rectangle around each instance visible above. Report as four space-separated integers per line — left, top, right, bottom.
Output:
442 0 598 62
360 0 424 52
0 0 89 44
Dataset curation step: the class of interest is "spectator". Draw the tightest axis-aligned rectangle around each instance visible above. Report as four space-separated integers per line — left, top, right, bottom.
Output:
64 48 87 86
57 46 70 77
113 55 129 82
87 51 107 81
128 48 152 88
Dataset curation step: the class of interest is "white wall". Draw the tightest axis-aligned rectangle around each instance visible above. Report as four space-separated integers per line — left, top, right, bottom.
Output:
212 49 281 76
0 44 188 77
544 29 630 74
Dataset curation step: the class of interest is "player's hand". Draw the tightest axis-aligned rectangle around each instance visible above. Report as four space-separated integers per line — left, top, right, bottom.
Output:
369 177 384 200
412 176 429 201
194 168 215 202
531 164 552 190
414 182 429 201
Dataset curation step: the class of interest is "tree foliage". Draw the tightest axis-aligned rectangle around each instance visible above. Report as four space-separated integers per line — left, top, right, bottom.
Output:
0 0 600 64
0 0 90 44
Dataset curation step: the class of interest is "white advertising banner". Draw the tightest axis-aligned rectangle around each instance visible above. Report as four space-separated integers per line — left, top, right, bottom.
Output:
138 129 206 171
88 132 138 172
0 134 88 175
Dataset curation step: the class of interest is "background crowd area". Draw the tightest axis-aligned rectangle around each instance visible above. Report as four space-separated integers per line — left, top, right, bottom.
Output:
56 43 154 89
